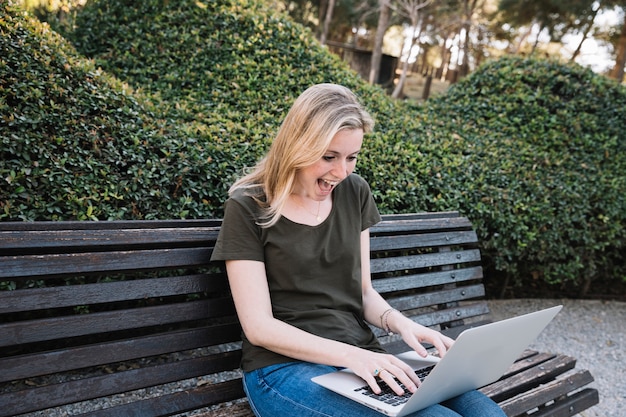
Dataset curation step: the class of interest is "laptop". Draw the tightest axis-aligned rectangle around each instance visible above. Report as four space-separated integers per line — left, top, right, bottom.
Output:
312 305 562 416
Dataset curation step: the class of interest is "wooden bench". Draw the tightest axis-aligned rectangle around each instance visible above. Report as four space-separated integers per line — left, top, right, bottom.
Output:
0 212 599 417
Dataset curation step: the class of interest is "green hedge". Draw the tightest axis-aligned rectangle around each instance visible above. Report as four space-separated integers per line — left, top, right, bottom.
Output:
1 0 624 293
416 58 626 289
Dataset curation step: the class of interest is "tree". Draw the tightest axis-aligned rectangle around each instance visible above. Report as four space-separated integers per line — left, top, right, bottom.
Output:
369 0 392 83
389 0 432 98
320 0 336 45
610 9 626 81
569 1 601 61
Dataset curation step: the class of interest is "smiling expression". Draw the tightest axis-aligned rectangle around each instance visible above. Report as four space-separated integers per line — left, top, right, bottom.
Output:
293 128 364 201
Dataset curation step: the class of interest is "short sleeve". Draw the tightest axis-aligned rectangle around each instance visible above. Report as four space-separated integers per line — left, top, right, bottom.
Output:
210 194 265 262
356 175 382 231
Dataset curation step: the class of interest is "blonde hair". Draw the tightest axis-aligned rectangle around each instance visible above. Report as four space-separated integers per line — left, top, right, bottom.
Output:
230 83 374 227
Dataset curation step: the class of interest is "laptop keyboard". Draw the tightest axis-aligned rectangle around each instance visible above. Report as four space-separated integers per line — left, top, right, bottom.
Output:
354 365 434 407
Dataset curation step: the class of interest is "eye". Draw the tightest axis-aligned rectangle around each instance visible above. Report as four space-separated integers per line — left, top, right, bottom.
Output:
323 155 335 161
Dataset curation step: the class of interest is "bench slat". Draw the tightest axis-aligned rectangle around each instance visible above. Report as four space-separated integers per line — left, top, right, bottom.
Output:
498 370 595 416
0 324 241 383
500 351 556 379
0 298 236 346
371 216 471 234
0 219 222 232
480 354 577 402
0 227 220 252
0 352 241 417
371 249 482 274
0 274 228 314
386 284 485 311
373 266 483 293
79 379 246 417
1 247 213 278
379 212 460 221
370 230 478 251
410 302 490 326
526 388 599 417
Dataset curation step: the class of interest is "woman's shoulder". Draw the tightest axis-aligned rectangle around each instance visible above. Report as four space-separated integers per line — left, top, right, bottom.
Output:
229 185 264 202
339 173 372 195
342 173 369 188
334 174 374 206
226 186 266 216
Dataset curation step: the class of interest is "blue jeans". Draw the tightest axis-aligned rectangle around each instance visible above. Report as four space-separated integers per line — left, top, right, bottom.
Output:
243 362 506 417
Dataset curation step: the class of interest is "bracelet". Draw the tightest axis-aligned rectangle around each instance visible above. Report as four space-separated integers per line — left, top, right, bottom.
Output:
380 308 398 335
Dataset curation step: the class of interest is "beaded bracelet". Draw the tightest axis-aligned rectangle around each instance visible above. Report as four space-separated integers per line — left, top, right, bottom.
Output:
380 308 398 336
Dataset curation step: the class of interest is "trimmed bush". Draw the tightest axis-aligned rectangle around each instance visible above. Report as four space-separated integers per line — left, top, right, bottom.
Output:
1 2 195 220
415 57 626 291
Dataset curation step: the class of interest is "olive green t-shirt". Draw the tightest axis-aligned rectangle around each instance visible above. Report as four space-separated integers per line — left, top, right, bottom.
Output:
211 174 384 371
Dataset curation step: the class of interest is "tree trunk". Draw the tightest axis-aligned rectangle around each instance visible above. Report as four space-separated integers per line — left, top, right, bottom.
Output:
610 13 626 82
513 26 532 54
459 0 476 78
571 3 600 61
320 0 336 45
370 0 391 84
531 23 544 54
392 22 421 99
436 32 452 80
317 0 328 40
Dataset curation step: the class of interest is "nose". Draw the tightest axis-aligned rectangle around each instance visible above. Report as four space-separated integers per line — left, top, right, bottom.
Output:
331 159 350 180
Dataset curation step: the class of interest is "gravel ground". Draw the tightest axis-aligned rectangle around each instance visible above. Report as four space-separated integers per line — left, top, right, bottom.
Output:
487 299 625 417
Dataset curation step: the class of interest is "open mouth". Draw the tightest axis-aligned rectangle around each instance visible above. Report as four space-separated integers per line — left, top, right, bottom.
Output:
318 178 338 193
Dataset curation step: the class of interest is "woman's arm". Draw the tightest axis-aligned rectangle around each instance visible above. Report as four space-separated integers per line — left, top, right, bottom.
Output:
360 229 454 358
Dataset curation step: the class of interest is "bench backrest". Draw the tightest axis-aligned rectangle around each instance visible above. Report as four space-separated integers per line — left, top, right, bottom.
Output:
0 212 488 416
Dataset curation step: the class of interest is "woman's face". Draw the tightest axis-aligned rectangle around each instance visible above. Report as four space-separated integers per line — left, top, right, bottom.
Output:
294 128 364 201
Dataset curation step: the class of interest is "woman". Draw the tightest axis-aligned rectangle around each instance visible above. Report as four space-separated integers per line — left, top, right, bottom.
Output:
211 83 505 417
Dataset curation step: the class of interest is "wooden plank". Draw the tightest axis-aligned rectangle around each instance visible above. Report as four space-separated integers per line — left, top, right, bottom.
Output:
371 216 472 235
80 379 246 417
191 401 255 417
385 284 486 311
0 247 214 278
370 249 482 274
370 230 478 252
0 324 242 383
373 266 483 293
498 370 595 416
380 212 459 221
0 352 242 417
0 227 220 251
523 388 599 417
500 351 556 379
406 302 490 328
0 219 222 232
0 274 227 314
513 349 542 362
480 355 577 403
0 298 235 346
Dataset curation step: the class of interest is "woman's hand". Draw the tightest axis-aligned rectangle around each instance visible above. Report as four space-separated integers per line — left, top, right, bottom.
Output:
388 310 455 358
345 348 422 396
